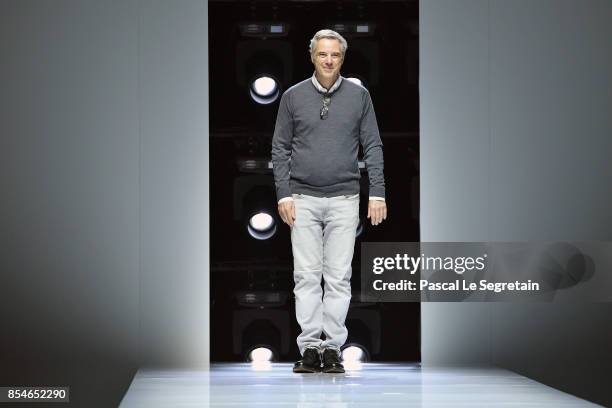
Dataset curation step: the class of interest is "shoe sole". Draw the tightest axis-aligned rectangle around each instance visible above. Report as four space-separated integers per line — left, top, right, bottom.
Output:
293 367 320 373
322 368 345 374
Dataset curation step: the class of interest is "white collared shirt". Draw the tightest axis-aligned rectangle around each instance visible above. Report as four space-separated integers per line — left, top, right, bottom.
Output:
311 72 343 94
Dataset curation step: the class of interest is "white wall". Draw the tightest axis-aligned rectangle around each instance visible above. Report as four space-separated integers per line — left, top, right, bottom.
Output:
0 0 210 405
421 0 612 404
139 0 210 368
0 1 140 406
420 0 492 366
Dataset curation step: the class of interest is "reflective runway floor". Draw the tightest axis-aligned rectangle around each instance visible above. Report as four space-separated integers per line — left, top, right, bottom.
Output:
120 363 598 407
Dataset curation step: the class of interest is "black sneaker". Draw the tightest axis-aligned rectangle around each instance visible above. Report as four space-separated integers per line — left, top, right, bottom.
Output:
322 347 345 373
293 347 321 373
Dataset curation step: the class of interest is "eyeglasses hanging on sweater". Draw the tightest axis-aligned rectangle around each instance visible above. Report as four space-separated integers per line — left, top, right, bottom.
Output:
320 94 331 120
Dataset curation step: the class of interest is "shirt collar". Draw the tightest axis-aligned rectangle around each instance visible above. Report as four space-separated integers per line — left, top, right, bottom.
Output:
311 72 343 95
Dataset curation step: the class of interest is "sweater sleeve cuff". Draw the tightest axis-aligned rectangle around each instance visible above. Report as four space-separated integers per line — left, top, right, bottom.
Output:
278 197 294 204
276 185 292 202
368 186 385 199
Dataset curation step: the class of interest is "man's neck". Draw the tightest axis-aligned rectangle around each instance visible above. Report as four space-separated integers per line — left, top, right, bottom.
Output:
315 72 339 90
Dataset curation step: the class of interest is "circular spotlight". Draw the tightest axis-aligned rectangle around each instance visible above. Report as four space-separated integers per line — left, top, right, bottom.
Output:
250 75 280 104
346 77 363 87
345 74 367 89
342 345 366 363
356 219 364 238
252 76 277 97
248 347 273 363
250 212 274 231
341 344 369 370
247 212 277 240
246 346 275 371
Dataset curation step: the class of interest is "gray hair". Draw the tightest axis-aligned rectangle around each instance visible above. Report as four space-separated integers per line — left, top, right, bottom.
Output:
309 29 348 57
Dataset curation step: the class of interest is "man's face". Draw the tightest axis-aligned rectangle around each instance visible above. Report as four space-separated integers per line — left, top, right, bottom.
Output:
311 38 344 82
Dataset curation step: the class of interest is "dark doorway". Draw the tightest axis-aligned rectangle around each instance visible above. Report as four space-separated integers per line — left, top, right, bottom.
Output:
209 0 420 363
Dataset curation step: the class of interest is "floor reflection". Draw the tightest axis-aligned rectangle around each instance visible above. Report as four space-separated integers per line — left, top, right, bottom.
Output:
121 363 596 407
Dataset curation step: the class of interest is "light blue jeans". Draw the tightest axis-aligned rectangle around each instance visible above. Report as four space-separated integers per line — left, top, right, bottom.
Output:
290 193 360 355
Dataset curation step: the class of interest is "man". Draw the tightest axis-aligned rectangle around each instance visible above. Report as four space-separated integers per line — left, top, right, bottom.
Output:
271 29 387 374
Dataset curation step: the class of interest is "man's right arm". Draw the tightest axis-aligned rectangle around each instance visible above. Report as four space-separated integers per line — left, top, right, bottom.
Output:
271 91 294 201
271 92 296 226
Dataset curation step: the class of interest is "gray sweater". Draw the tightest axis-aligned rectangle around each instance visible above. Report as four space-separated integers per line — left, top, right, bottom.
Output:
271 76 385 200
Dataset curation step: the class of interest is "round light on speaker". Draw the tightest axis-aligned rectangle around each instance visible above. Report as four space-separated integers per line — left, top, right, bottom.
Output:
341 344 368 371
248 212 277 240
250 212 274 231
342 345 365 363
346 77 363 87
356 219 364 237
252 76 276 96
249 347 273 363
250 76 280 104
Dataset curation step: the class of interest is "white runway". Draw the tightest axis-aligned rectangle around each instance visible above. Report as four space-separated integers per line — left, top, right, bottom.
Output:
120 363 598 407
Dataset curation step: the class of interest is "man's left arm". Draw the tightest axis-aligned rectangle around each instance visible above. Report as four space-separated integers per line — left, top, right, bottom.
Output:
359 90 387 226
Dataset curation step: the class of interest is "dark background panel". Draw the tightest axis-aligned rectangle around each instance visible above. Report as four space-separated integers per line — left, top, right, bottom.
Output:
209 0 421 362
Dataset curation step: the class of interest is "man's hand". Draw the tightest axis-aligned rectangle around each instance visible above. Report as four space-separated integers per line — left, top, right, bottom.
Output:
278 200 296 227
367 200 387 226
